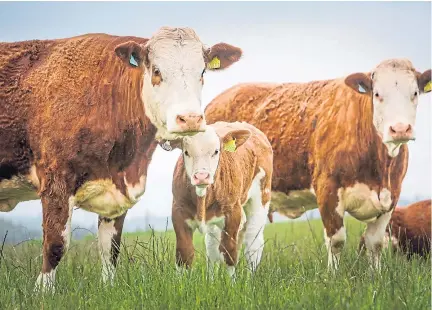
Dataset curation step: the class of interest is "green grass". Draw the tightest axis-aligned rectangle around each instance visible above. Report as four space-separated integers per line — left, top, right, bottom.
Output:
0 217 430 310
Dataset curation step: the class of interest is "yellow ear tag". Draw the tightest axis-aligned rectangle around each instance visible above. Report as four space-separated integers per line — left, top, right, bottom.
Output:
207 57 220 69
224 138 236 152
424 81 432 93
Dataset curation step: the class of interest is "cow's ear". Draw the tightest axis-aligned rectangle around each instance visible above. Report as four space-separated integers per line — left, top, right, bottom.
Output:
344 73 373 95
114 41 147 68
221 129 251 152
418 69 431 94
205 43 242 71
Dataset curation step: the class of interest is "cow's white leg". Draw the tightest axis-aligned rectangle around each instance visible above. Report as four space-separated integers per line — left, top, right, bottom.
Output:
316 181 346 272
243 201 268 272
98 218 117 284
324 226 346 271
205 224 224 278
35 189 74 293
364 212 392 271
98 212 127 285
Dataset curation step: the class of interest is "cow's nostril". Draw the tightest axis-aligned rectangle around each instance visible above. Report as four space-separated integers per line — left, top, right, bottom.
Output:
390 126 397 134
406 124 412 133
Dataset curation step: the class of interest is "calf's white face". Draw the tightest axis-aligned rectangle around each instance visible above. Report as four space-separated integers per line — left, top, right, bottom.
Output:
180 126 251 190
114 27 243 141
345 59 431 157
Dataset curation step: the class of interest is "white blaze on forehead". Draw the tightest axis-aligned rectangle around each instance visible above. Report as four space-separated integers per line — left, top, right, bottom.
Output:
183 126 220 156
371 59 420 155
142 27 207 141
182 126 221 184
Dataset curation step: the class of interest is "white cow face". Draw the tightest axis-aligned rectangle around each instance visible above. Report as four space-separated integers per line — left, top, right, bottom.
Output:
114 27 243 141
345 59 431 157
178 126 251 193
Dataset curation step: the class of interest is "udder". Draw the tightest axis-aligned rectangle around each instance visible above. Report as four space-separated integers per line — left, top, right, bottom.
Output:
0 167 40 212
73 179 139 219
270 189 318 219
341 183 392 223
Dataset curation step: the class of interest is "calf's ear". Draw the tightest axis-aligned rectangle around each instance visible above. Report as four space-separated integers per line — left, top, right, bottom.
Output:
221 129 251 152
114 41 147 68
205 43 242 71
417 69 431 94
344 73 373 95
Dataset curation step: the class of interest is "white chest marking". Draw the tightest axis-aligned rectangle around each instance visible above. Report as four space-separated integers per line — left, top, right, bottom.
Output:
339 183 393 222
195 186 207 197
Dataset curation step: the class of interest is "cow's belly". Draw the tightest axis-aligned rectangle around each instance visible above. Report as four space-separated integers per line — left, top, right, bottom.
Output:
271 189 318 219
0 166 40 212
73 176 146 219
340 183 392 223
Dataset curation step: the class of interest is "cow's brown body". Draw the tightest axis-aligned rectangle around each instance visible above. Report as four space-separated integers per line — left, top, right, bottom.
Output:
206 80 408 220
0 34 158 285
172 122 273 273
360 200 431 258
205 77 409 268
0 26 244 290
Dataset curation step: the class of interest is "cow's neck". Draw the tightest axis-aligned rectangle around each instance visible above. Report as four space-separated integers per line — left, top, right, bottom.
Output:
359 118 408 189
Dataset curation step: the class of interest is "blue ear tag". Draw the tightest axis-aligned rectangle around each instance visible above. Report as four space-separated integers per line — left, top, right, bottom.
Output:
129 54 138 67
358 83 366 93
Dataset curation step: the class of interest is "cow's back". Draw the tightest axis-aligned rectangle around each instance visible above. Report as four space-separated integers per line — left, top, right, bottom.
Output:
0 34 151 199
390 200 431 257
205 80 337 193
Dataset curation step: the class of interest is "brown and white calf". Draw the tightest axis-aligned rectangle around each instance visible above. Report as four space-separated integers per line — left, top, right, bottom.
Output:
0 27 242 291
205 59 431 271
359 199 431 259
171 121 273 277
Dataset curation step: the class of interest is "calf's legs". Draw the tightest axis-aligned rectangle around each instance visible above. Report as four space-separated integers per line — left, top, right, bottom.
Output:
220 207 242 278
243 199 268 272
172 205 195 270
98 212 127 284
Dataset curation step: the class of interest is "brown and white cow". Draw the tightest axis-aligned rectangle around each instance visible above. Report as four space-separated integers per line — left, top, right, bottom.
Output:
171 121 273 277
359 199 431 259
0 26 242 291
205 59 431 271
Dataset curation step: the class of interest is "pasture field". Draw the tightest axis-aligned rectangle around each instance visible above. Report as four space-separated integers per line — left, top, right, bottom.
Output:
0 217 430 310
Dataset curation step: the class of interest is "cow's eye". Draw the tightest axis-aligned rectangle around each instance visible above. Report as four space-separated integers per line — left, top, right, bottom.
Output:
201 68 206 77
413 91 418 97
184 150 189 157
213 149 219 156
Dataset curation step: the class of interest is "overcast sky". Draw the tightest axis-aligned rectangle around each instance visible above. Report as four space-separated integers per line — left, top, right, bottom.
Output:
0 2 430 227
